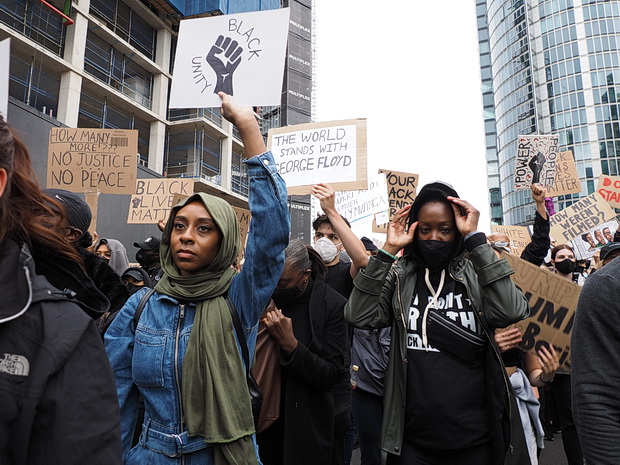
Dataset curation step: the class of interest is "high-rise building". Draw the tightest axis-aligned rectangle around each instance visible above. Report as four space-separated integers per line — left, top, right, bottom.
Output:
477 0 620 226
0 0 312 244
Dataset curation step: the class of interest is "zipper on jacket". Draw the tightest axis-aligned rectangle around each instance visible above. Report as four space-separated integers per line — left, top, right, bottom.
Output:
395 273 408 364
174 304 186 435
451 271 513 418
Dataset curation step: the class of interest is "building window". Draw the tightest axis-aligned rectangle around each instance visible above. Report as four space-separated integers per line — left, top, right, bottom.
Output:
78 91 150 165
0 0 66 56
89 0 156 60
8 55 60 116
84 30 153 109
231 148 248 196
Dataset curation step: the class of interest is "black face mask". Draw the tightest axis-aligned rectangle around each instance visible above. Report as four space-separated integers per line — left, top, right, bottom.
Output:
416 240 454 269
555 259 576 275
126 283 144 296
136 249 157 268
272 285 305 308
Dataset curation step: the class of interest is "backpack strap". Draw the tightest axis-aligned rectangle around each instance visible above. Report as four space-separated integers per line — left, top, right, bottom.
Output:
133 287 157 331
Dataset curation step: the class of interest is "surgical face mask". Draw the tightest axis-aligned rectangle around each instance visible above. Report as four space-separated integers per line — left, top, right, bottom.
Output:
417 240 454 269
313 237 339 263
555 259 576 275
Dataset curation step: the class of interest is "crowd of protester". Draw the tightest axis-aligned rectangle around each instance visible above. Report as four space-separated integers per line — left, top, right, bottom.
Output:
2 94 619 465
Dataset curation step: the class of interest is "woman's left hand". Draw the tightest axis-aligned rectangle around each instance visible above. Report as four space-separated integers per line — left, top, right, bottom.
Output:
448 197 480 237
262 308 298 354
537 345 559 382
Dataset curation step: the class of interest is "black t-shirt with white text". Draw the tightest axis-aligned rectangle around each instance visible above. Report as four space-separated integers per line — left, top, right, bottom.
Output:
403 269 498 451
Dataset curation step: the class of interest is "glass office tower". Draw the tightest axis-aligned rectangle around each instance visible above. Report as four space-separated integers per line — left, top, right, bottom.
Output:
478 0 620 225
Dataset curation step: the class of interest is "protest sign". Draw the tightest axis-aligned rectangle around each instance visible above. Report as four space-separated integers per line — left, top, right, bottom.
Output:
549 192 617 243
169 8 290 108
372 169 418 234
310 172 386 225
232 206 251 263
572 219 618 260
127 179 194 224
502 252 580 372
0 39 9 118
491 225 531 257
596 174 620 208
546 151 581 197
47 128 138 194
514 135 559 190
268 119 367 195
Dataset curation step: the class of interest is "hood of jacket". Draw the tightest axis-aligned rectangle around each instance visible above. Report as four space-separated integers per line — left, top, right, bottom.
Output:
405 181 465 267
30 244 110 318
0 239 108 323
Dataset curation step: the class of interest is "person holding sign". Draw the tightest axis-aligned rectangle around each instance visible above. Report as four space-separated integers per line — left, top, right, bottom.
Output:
344 181 530 465
104 93 290 465
0 117 122 463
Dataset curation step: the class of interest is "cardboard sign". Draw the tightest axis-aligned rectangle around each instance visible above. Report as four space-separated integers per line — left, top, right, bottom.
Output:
491 225 531 257
0 39 9 118
596 174 620 208
514 135 559 190
571 219 618 260
169 8 290 108
310 172 387 225
268 119 367 195
372 169 418 234
47 128 138 194
232 206 251 263
549 192 617 243
547 151 581 197
127 179 194 224
502 252 580 372
232 206 251 248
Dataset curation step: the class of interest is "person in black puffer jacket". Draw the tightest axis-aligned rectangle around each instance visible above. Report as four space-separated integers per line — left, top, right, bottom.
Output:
0 116 121 465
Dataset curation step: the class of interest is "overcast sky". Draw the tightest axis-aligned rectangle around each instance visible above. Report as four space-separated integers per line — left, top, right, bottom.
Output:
313 1 490 238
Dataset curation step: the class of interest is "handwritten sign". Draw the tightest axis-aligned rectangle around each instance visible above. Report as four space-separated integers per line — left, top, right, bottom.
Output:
514 135 559 190
232 206 251 263
502 252 580 372
596 174 620 208
268 119 367 195
549 192 617 243
47 128 138 194
372 169 418 234
127 179 193 224
547 151 581 197
169 8 290 108
491 225 531 257
0 39 9 118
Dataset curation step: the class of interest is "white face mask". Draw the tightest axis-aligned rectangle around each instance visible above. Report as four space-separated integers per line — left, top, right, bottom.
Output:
313 237 339 263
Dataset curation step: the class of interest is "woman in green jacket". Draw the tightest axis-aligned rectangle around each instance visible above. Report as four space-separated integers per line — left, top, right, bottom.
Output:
344 182 529 465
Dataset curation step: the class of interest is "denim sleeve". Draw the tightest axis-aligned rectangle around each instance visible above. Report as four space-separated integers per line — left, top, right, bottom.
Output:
104 291 143 460
230 151 290 330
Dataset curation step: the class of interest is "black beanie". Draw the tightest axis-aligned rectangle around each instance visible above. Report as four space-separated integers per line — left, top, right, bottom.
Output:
44 188 92 238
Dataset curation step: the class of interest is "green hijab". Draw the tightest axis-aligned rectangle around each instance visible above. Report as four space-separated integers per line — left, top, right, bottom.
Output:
155 193 256 463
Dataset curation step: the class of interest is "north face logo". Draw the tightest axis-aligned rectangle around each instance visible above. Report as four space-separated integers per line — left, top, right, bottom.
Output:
0 353 30 376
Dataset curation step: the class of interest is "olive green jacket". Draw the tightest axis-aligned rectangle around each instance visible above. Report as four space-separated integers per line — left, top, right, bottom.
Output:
344 242 530 464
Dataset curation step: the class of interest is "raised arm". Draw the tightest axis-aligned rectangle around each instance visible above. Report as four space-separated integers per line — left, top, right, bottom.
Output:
220 93 290 329
311 183 368 278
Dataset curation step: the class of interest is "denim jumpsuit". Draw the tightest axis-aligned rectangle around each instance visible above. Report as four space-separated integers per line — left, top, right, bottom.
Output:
105 152 290 464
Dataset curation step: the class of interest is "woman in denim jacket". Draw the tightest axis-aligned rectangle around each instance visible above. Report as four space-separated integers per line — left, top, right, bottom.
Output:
105 93 290 465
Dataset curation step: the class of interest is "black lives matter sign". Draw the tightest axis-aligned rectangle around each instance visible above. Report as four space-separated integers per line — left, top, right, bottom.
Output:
47 128 138 194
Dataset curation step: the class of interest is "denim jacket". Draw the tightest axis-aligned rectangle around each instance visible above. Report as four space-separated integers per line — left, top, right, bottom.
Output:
105 151 290 464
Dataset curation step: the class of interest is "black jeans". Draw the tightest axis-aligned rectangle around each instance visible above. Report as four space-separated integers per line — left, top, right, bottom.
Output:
387 439 494 465
352 388 383 465
553 374 584 465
